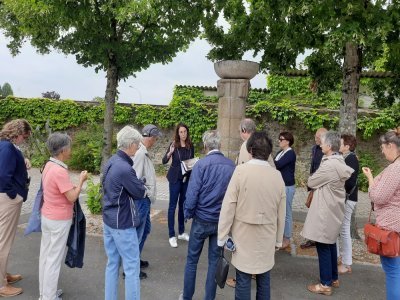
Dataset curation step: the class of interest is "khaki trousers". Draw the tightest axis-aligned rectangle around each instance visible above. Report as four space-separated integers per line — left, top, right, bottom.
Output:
0 193 23 288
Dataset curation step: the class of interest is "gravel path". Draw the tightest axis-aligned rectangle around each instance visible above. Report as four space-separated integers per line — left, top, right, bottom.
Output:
23 168 372 218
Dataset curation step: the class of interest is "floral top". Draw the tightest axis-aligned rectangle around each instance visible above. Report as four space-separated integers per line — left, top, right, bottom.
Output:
368 160 400 232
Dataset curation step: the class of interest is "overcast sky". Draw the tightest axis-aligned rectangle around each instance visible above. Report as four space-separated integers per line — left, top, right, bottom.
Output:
0 34 268 105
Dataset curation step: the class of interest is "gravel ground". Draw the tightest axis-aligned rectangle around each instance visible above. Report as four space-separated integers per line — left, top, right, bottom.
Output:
23 168 379 265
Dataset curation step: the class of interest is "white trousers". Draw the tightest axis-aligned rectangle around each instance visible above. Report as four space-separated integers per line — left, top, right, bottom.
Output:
337 200 357 266
39 216 71 300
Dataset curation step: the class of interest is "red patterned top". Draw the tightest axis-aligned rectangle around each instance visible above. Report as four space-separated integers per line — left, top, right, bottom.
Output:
368 160 400 232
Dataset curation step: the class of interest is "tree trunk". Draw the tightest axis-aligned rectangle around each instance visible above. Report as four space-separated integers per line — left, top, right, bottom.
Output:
339 42 362 135
101 54 119 169
339 42 362 239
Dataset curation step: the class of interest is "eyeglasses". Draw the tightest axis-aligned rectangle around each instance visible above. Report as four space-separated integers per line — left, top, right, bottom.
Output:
278 138 286 142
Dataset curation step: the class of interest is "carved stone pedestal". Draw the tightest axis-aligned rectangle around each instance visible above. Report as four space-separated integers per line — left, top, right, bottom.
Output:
217 79 249 160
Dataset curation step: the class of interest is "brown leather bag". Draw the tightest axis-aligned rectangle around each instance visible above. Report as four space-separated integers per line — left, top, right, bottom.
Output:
364 210 400 257
305 190 314 208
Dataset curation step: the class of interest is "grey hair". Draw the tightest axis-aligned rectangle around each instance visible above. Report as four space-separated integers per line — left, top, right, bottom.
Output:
239 118 256 133
321 131 341 152
117 126 142 150
46 133 72 157
202 130 221 150
380 127 400 149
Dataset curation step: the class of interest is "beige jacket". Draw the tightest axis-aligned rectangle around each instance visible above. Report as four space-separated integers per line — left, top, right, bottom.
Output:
218 160 286 274
132 143 157 203
301 155 354 244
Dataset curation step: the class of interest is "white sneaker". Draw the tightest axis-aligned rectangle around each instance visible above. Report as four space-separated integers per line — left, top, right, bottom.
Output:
56 289 63 297
178 233 190 241
169 237 178 248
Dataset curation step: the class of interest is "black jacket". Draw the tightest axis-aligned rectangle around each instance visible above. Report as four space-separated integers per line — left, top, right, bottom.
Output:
162 143 194 184
344 152 359 202
310 144 324 175
65 200 86 268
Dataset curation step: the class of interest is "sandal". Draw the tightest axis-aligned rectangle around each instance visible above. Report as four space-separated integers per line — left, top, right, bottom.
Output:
307 283 332 296
226 278 236 288
338 264 352 274
332 280 339 288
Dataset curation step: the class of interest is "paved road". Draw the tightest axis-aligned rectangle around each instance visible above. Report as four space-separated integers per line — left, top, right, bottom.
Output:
10 168 384 300
12 210 385 300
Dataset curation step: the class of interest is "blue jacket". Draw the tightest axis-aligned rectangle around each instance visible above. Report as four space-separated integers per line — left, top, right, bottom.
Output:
184 151 235 223
0 140 29 201
274 149 296 186
65 200 86 268
162 143 194 183
102 150 146 229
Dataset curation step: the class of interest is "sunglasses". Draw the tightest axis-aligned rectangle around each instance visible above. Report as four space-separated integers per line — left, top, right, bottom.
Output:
278 138 286 142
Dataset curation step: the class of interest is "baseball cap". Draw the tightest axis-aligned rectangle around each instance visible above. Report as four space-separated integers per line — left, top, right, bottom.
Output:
142 124 162 137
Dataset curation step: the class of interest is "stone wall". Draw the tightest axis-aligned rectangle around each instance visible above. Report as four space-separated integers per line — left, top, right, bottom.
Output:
144 120 384 186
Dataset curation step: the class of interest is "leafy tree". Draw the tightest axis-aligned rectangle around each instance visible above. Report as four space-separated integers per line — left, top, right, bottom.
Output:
42 91 60 100
1 82 13 96
0 0 206 166
203 0 400 136
91 96 104 102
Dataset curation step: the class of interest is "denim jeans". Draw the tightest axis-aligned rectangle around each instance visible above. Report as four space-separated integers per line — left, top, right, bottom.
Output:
380 256 400 300
103 224 140 300
315 242 338 286
337 200 356 266
235 269 270 300
168 180 188 237
136 198 151 253
183 218 219 300
284 185 295 239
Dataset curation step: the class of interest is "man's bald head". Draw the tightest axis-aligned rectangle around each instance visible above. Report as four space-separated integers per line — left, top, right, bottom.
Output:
239 118 256 141
315 128 327 145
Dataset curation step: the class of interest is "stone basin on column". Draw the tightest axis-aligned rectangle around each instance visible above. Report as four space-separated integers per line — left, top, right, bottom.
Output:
214 60 259 79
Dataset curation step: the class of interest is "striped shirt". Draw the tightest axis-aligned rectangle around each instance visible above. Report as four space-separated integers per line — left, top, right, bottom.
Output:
369 160 400 232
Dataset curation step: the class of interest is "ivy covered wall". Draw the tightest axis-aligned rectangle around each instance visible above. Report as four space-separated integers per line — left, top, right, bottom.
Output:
1 76 398 191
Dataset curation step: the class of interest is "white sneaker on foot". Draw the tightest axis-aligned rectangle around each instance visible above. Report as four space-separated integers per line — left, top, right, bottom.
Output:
56 289 63 297
178 233 189 241
169 237 178 248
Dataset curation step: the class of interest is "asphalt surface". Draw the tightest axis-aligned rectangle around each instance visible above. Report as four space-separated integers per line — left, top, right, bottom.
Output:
7 169 386 300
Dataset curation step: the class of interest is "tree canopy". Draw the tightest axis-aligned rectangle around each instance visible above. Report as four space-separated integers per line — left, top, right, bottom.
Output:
0 82 14 96
203 0 400 134
42 91 61 100
0 0 206 164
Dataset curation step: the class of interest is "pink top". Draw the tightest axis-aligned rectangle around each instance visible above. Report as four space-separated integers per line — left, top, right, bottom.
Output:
41 162 75 220
368 160 400 232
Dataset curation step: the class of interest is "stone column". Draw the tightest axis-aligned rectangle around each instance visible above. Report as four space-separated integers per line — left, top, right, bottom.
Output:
217 79 249 160
214 60 259 161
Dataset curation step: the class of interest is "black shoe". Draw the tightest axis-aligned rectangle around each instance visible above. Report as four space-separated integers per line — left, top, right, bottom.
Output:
140 260 149 269
139 271 147 280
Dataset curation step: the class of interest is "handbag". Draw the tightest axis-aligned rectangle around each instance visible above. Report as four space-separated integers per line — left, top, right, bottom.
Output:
215 247 230 289
364 209 400 257
24 181 44 235
305 190 314 208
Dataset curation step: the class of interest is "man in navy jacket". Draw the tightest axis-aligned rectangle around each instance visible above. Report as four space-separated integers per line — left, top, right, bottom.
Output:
102 126 146 300
180 130 235 300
